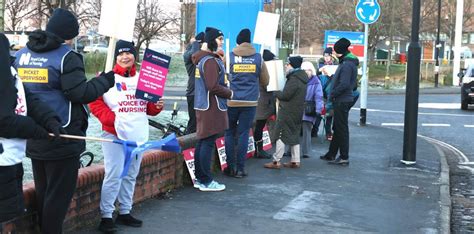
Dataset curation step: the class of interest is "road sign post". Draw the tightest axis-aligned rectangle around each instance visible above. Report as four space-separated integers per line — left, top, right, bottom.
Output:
355 0 380 126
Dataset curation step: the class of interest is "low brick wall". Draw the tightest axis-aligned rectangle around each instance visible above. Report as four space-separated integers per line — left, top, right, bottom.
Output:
0 134 197 233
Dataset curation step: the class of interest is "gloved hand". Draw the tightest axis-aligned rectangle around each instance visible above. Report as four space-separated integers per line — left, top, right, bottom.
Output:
43 118 67 141
32 126 50 139
101 71 115 88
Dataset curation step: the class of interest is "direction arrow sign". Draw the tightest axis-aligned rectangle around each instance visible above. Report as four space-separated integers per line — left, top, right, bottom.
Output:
355 0 381 24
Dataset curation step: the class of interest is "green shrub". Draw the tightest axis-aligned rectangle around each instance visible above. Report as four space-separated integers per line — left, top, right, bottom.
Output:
83 53 107 75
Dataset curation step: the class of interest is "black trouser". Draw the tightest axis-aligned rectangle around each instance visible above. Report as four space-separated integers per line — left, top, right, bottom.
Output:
327 102 352 160
186 95 196 134
253 119 267 143
32 156 79 234
0 163 24 222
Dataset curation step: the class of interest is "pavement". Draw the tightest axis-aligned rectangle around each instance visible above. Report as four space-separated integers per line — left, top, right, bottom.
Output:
76 120 450 233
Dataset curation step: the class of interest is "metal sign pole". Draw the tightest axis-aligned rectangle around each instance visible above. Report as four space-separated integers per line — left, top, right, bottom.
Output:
360 23 369 126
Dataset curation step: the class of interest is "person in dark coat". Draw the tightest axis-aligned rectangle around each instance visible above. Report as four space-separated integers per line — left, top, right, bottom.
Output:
183 32 204 134
253 49 276 159
320 38 359 165
191 27 232 192
0 33 64 223
264 56 308 169
14 9 115 233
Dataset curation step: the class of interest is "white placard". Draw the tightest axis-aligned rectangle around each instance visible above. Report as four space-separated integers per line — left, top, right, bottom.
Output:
98 0 139 41
319 65 339 77
265 60 286 92
253 11 280 46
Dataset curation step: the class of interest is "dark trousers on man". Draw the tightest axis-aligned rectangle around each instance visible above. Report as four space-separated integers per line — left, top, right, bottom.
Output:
194 134 218 185
186 95 196 134
32 156 79 234
327 102 352 160
224 107 256 172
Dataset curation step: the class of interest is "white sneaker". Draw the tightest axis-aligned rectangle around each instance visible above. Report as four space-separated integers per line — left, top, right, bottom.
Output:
193 179 202 189
199 180 226 192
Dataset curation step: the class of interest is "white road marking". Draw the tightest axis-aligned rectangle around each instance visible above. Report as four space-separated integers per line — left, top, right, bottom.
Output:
418 103 460 109
419 135 472 174
381 123 404 126
421 123 450 127
465 125 474 128
352 107 473 117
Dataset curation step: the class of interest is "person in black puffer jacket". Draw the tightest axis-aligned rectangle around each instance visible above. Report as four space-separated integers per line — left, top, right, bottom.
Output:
14 9 115 233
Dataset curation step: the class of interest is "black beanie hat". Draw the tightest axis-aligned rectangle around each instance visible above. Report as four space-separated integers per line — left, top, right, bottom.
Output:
205 27 223 44
287 56 303 68
236 28 251 45
323 47 333 55
115 40 137 59
263 49 276 61
333 38 351 54
46 8 79 40
195 32 205 43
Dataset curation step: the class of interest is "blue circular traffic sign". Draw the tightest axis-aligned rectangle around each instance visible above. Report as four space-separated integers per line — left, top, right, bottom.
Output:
355 0 381 24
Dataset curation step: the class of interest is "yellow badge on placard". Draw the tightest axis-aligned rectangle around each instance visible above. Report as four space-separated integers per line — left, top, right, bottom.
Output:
233 64 256 73
17 68 48 83
195 68 201 78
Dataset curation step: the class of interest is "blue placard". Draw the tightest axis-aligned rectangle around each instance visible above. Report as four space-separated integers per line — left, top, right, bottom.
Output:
196 0 263 52
355 0 381 24
324 31 365 47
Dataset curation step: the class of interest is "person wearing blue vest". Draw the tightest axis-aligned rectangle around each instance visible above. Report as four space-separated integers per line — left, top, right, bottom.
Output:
191 27 233 191
0 33 64 223
14 9 115 233
223 29 269 178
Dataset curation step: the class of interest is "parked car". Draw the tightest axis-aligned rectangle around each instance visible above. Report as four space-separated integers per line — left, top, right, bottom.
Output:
83 43 108 53
459 62 474 110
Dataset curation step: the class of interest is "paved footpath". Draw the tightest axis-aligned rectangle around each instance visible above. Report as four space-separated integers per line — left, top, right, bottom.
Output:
77 122 448 233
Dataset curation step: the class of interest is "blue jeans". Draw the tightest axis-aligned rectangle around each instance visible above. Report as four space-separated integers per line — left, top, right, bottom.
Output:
194 134 218 185
225 106 257 171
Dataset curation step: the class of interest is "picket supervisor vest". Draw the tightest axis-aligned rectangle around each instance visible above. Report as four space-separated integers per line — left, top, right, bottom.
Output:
15 44 74 127
195 55 227 111
229 52 261 102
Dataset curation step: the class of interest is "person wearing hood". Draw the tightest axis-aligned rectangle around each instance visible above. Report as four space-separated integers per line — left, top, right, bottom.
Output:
223 29 269 178
252 49 277 159
320 38 359 166
0 33 64 223
183 32 205 134
89 40 164 232
14 9 115 233
300 61 324 159
264 56 308 169
191 27 233 191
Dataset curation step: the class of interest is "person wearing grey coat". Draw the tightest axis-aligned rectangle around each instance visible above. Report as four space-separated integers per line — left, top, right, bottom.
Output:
264 56 308 169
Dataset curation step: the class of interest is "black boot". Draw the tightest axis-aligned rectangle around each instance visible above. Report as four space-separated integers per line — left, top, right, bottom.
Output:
98 218 118 233
115 214 143 227
253 140 271 159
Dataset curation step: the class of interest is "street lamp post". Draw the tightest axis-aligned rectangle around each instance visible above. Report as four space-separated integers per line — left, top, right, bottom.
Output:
402 0 422 164
434 0 441 87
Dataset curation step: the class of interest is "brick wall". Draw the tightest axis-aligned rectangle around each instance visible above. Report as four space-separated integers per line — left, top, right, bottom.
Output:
0 134 197 233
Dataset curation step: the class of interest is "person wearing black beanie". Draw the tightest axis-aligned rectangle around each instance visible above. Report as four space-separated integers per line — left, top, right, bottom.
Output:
204 27 224 52
321 37 360 166
263 49 276 61
264 54 308 169
224 28 269 177
183 32 205 134
0 33 65 223
236 28 251 45
14 8 116 233
190 27 232 191
114 40 137 60
46 8 79 41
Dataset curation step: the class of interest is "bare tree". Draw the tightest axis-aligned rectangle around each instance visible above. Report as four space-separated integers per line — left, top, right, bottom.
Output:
134 0 179 56
5 0 35 31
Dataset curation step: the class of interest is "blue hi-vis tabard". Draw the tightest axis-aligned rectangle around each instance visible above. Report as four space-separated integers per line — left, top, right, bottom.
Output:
194 55 227 111
229 52 262 102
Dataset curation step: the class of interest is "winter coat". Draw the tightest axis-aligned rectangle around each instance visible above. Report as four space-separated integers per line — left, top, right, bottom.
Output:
302 75 324 124
319 75 333 112
15 30 113 160
330 52 359 103
183 41 201 96
255 85 275 120
192 50 232 139
274 69 308 145
227 42 269 107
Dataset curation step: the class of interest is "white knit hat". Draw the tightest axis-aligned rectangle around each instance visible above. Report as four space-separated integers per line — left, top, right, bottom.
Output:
301 61 316 75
